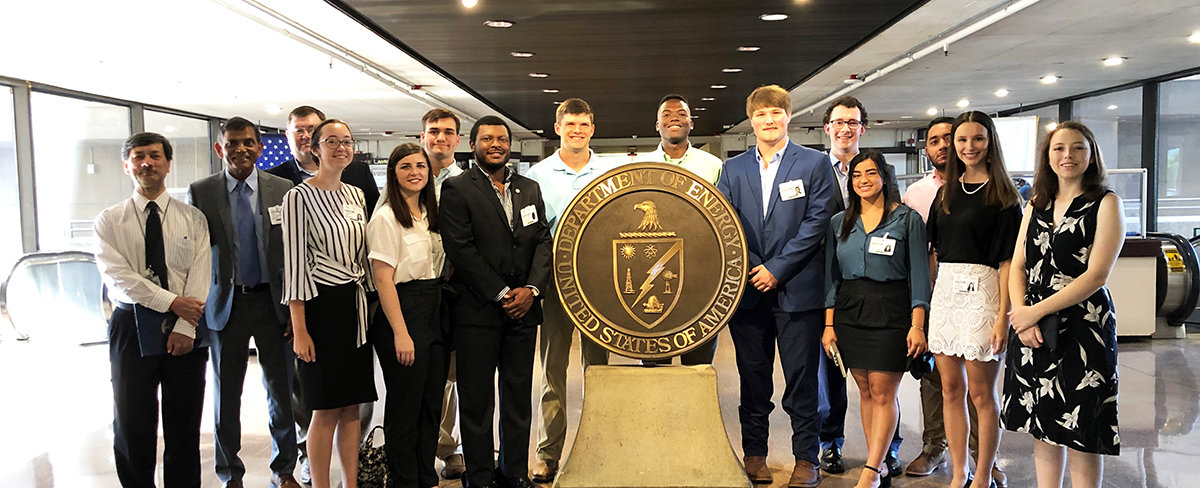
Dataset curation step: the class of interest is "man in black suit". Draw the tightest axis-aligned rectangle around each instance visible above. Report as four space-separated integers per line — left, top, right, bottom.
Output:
267 105 380 218
269 105 379 483
440 116 552 488
188 117 299 488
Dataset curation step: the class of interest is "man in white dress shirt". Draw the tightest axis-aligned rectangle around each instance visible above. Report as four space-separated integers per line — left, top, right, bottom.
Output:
95 132 212 488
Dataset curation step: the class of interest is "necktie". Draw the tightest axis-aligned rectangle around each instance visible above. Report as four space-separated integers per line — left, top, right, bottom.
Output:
145 201 169 290
235 181 262 286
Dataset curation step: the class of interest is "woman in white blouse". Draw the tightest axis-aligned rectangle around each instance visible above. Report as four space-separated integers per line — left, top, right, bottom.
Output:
366 143 447 488
282 118 376 488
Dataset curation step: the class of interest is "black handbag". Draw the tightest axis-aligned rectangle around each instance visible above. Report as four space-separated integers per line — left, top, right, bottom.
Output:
1037 312 1060 351
358 425 388 488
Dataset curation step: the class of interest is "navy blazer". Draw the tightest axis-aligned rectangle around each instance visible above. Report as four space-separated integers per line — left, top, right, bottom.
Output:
267 159 381 220
439 167 553 327
717 141 836 313
187 169 295 330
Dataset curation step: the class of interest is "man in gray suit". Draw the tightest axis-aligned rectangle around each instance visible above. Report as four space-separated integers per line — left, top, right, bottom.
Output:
188 117 300 488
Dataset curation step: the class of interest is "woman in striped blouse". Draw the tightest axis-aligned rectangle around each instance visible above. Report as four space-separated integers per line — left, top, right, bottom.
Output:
282 118 376 488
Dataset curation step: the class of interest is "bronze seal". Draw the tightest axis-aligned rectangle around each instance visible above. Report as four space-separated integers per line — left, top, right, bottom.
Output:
553 162 748 360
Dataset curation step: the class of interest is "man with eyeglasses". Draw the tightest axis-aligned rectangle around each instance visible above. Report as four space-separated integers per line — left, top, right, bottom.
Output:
816 96 905 477
267 105 380 485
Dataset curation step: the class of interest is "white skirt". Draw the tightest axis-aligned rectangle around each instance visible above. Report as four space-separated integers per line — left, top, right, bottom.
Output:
928 262 1003 362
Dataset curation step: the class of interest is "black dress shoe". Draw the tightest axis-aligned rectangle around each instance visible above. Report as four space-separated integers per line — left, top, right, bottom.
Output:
506 477 538 488
820 447 845 474
885 450 901 476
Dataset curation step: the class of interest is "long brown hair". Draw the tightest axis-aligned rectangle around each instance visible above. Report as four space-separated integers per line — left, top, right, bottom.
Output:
385 143 439 231
941 111 1021 214
839 149 900 241
1030 121 1109 209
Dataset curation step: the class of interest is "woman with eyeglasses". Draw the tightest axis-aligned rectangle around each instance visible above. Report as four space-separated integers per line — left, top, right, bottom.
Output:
1002 121 1123 488
926 111 1023 488
822 149 930 488
366 143 448 488
282 118 376 488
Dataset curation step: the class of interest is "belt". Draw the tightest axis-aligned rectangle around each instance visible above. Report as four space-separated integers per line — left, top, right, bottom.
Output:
115 301 134 311
235 283 270 294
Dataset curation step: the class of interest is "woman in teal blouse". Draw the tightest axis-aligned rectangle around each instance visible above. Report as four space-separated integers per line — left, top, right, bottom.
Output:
823 149 931 488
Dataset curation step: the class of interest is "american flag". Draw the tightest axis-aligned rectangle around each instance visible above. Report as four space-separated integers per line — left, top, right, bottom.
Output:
257 134 292 170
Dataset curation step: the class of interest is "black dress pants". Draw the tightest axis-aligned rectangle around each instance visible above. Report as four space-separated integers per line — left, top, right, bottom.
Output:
455 319 538 488
109 306 208 488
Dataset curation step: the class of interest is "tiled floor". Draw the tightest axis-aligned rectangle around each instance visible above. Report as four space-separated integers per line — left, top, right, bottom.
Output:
3 326 1200 487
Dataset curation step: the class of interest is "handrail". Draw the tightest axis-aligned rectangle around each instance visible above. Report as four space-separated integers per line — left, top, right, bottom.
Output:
0 250 109 342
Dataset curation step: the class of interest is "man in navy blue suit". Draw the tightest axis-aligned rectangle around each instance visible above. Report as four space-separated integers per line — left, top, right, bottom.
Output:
717 85 835 488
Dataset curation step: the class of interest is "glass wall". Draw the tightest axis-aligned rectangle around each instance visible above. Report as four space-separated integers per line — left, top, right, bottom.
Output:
1012 105 1059 151
30 93 131 252
144 110 212 198
1073 87 1143 170
1156 75 1200 237
0 86 21 271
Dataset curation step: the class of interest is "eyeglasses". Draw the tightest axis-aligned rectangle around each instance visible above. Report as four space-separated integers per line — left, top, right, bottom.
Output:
320 138 356 149
828 119 862 129
288 126 316 135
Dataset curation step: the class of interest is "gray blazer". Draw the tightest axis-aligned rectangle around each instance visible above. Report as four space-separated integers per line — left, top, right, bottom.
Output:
187 169 294 330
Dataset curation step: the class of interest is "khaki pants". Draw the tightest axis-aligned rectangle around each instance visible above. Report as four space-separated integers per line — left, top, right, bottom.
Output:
535 290 608 462
436 353 461 459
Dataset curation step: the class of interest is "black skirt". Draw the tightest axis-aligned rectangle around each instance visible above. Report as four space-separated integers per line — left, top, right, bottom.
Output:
298 283 378 410
833 279 911 372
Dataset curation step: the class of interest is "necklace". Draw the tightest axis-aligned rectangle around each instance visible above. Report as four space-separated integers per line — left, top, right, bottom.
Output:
961 179 989 195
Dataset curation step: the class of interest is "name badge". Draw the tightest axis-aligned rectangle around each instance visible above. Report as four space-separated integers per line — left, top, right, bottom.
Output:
342 203 364 223
779 179 806 201
868 234 896 256
268 205 283 225
521 205 538 227
952 275 979 294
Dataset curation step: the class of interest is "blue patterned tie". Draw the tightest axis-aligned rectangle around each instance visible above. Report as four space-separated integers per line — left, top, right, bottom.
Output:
235 180 261 286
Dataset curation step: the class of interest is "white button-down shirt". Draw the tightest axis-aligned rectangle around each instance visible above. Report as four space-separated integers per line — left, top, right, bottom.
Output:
755 139 789 218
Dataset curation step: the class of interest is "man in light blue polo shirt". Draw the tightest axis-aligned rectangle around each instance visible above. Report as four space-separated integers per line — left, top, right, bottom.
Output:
525 98 612 483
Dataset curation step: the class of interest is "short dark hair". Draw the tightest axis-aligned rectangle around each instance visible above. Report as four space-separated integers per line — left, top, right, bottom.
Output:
555 98 593 124
470 116 511 144
659 94 688 106
220 116 261 142
123 132 173 161
288 105 326 124
823 96 868 126
422 108 461 133
926 116 954 132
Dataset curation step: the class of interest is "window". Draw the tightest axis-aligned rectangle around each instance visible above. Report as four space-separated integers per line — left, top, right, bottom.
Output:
0 86 20 270
1072 87 1142 170
1012 105 1059 151
30 93 131 252
144 110 211 192
1156 76 1200 237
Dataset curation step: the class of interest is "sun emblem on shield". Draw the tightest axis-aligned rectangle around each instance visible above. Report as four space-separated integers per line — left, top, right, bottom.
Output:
613 200 682 329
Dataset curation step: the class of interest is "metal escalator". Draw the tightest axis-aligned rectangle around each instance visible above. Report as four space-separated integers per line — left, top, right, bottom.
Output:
0 251 110 345
1148 233 1200 327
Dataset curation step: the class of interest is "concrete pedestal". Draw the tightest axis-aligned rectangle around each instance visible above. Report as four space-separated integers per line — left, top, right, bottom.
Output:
553 365 751 488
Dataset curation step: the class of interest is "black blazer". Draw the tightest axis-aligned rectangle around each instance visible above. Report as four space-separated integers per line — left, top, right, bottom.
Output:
267 159 381 219
439 167 553 327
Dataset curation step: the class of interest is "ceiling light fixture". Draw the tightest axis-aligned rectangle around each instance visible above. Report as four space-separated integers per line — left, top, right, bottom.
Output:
690 115 700 119
484 20 513 28
695 107 707 111
994 89 1009 97
510 52 534 58
543 89 559 93
164 125 177 133
843 74 864 85
1103 56 1126 66
737 46 761 52
722 68 743 73
701 97 715 101
1188 32 1200 44
927 108 938 116
529 73 549 78
759 13 789 21
957 99 970 108
900 116 913 119
710 84 727 89
1041 75 1059 84
1107 104 1118 110
1046 122 1058 131
462 0 478 7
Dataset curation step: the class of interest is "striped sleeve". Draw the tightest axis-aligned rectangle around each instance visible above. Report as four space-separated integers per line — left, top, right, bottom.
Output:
281 186 317 303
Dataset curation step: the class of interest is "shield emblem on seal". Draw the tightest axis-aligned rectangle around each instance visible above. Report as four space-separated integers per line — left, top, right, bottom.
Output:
612 236 683 330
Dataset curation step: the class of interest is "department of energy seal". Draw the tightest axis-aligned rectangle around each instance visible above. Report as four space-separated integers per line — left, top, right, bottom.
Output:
553 162 748 360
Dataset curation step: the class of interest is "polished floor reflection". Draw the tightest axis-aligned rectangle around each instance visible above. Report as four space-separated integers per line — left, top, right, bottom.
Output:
2 327 1199 487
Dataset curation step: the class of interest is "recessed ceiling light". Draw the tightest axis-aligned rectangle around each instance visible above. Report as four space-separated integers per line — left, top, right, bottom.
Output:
900 116 913 119
1107 104 1118 110
927 108 938 116
266 104 282 114
1046 122 1058 131
484 20 513 28
690 115 700 119
722 68 743 73
957 99 970 108
737 46 761 52
1188 32 1200 44
994 89 1009 97
695 107 707 111
1041 75 1059 84
759 13 788 21
462 0 478 7
164 125 177 133
710 84 727 89
701 97 715 101
510 52 534 58
1103 56 1126 66
529 73 549 78
543 89 559 93
552 101 562 105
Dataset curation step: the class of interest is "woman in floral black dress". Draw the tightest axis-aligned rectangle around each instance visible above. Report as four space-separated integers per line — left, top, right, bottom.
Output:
1002 121 1124 488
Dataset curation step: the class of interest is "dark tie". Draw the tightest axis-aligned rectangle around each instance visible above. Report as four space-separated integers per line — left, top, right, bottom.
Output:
235 181 262 286
145 201 169 290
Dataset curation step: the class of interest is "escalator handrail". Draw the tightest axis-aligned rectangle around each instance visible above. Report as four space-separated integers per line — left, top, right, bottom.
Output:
1150 232 1200 325
0 250 109 341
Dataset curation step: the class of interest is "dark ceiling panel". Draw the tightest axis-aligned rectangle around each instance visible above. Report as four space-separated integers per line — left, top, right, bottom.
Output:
333 0 926 138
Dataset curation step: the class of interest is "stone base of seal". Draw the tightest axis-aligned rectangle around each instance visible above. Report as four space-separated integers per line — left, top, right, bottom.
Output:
553 365 752 488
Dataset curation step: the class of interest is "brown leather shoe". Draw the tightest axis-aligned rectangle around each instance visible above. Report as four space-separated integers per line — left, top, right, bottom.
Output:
991 464 1007 488
788 460 820 488
223 481 244 488
742 456 772 484
270 473 302 488
904 450 947 476
441 453 466 479
531 459 559 483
